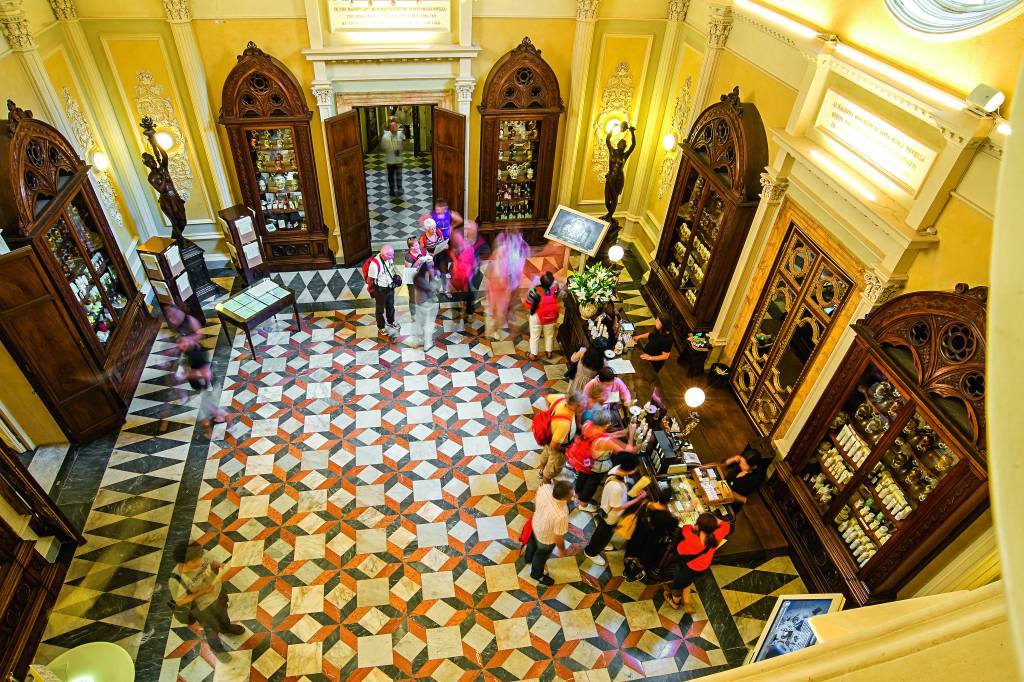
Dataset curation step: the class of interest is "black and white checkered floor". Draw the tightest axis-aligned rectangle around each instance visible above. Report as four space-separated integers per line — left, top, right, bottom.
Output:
366 150 432 249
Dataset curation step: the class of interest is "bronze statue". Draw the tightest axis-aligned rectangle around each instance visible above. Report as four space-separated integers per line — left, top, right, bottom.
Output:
140 116 187 243
603 121 636 220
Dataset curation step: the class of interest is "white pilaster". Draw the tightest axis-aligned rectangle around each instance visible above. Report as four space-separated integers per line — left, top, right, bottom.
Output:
687 1 733 127
455 73 475 215
163 0 234 212
49 0 162 243
556 0 600 206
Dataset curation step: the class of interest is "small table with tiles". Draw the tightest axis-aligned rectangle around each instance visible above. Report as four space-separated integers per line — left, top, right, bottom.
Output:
215 279 300 356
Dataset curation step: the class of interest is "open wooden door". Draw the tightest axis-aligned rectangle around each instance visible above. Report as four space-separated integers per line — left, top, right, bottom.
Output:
325 110 371 265
432 107 466 218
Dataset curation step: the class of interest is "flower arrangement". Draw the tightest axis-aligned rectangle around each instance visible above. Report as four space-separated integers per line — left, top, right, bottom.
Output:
567 262 617 304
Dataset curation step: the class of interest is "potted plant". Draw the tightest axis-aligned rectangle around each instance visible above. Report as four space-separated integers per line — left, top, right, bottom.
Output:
567 262 617 318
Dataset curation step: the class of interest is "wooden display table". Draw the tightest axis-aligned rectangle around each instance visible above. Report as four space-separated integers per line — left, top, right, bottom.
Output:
215 280 300 356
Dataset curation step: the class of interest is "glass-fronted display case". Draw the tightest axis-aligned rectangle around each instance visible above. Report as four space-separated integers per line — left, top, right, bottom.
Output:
478 37 563 243
642 88 768 369
764 285 989 606
0 101 157 442
220 42 332 270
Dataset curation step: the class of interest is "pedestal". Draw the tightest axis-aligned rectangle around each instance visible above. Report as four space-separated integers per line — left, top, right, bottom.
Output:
591 216 622 266
180 237 222 302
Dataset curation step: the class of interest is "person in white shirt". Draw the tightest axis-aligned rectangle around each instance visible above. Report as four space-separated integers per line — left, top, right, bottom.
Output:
583 452 647 566
366 245 399 338
379 118 406 197
525 481 573 585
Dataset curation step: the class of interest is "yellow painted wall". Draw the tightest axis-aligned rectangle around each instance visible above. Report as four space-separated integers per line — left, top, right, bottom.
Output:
468 17 576 219
708 48 797 160
0 53 45 116
42 46 139 243
579 33 655 204
193 18 337 251
645 44 703 227
0 343 64 447
102 35 214 223
760 0 1024 112
905 196 992 292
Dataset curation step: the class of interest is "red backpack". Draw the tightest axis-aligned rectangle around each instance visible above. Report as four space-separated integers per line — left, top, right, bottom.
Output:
536 286 560 324
566 423 606 474
361 256 380 296
532 396 570 446
450 248 474 292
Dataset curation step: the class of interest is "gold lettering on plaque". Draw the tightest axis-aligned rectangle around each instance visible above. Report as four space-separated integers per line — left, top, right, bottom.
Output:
329 0 450 31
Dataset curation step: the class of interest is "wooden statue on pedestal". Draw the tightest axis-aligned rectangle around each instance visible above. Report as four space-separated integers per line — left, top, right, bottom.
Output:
139 116 219 301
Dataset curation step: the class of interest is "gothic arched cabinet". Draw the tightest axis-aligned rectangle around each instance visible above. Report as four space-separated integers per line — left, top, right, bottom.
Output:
477 37 564 243
0 101 157 442
641 88 768 369
764 285 990 605
219 42 333 270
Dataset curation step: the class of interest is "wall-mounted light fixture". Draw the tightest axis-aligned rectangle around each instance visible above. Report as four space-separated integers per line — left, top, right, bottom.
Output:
661 132 677 152
154 130 175 151
91 150 110 172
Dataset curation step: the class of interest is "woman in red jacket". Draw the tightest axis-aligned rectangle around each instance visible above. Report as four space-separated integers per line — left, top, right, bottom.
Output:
664 512 730 613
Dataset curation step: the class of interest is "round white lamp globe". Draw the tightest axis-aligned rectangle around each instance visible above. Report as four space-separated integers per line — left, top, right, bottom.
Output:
154 130 175 151
608 244 624 263
604 117 622 134
684 387 706 409
661 132 677 151
91 151 110 172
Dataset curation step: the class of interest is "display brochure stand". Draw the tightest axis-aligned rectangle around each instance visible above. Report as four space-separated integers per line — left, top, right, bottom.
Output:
218 204 264 286
138 236 204 324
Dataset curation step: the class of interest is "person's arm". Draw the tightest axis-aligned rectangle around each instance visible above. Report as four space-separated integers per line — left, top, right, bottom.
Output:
633 331 650 342
615 378 632 406
570 346 586 363
615 491 649 510
626 127 637 156
605 131 613 151
450 210 464 228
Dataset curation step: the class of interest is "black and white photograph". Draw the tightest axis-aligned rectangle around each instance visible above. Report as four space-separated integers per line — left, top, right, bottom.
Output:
543 204 611 256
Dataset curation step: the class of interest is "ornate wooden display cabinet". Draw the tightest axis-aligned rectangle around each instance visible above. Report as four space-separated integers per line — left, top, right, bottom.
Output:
764 284 989 606
0 101 157 442
219 42 332 270
477 37 563 243
641 88 768 367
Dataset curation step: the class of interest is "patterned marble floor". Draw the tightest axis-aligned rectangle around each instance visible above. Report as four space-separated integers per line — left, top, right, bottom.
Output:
366 150 432 249
35 252 807 682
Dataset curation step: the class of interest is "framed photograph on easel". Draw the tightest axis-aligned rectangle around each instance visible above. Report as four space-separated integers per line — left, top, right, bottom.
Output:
745 593 845 664
543 205 611 258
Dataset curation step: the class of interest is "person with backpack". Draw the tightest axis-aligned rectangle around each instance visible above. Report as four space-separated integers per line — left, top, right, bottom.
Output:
567 409 638 513
535 391 585 483
363 245 401 340
523 480 573 586
623 498 678 582
664 512 731 613
582 451 647 566
525 271 561 360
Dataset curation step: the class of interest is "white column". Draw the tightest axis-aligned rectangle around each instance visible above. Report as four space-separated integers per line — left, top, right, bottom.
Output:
686 1 732 128
455 72 475 216
310 79 343 264
49 0 162 243
556 0 600 206
163 0 234 211
0 1 76 146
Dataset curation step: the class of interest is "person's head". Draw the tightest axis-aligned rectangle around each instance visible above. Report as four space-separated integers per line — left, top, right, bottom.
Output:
434 199 448 214
416 260 434 278
596 366 616 384
165 305 185 327
655 314 670 332
540 271 555 291
449 230 466 250
582 345 606 371
588 407 612 430
612 451 639 474
424 217 437 235
552 480 572 501
380 245 394 261
616 138 627 152
586 383 605 405
696 512 722 547
389 118 398 133
566 391 586 413
406 236 418 251
142 152 158 170
464 220 478 242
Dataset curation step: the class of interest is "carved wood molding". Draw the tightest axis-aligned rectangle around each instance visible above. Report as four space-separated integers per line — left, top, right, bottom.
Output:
478 37 563 113
334 89 453 112
220 41 311 122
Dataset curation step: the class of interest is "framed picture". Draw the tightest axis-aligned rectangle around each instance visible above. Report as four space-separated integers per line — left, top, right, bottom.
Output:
543 205 611 257
746 593 845 664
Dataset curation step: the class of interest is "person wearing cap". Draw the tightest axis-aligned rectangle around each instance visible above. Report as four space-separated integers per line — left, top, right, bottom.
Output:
582 451 647 566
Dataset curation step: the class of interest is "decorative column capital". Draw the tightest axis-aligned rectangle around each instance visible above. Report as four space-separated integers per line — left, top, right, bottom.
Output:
576 0 599 21
863 270 906 307
311 83 332 109
454 78 476 104
48 0 76 21
707 3 733 48
759 171 789 203
667 0 690 22
0 2 34 51
162 0 191 23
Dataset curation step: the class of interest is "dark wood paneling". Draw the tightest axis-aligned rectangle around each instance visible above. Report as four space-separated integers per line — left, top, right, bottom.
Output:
325 110 371 266
432 107 466 218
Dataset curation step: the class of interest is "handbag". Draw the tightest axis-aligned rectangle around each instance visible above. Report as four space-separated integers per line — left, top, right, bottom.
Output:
614 508 640 541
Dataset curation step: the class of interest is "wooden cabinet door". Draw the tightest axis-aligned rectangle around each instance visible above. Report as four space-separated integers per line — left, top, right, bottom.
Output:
325 110 371 266
0 248 123 441
432 108 466 218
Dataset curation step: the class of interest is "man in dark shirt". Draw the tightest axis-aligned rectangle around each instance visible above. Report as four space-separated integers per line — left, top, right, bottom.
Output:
634 315 673 372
